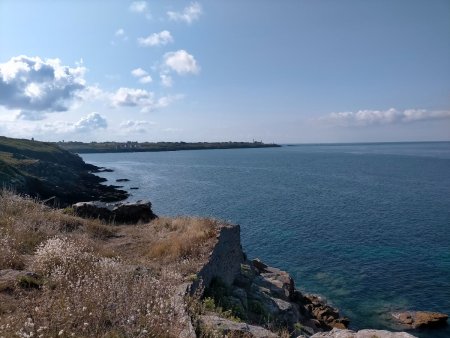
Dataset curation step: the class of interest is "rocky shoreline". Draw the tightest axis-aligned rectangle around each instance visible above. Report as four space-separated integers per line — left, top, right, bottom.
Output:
0 136 128 207
182 222 448 337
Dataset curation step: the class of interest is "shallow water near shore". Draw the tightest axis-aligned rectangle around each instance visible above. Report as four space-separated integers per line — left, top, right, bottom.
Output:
82 142 450 337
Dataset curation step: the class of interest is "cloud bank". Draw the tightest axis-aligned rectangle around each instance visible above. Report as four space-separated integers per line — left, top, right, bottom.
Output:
321 108 450 126
0 55 86 120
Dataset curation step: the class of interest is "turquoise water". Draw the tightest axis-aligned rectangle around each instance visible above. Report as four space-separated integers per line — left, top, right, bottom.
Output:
82 142 450 337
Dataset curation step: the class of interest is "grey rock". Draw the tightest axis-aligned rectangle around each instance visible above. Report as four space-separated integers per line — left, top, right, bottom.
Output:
72 200 157 224
193 223 245 291
199 315 278 338
311 328 417 338
232 287 249 309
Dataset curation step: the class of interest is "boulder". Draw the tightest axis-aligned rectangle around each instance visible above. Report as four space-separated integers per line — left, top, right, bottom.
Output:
72 200 157 224
199 315 278 338
311 328 417 337
392 311 448 329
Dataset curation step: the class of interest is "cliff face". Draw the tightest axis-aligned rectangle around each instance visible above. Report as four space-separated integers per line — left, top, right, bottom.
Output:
0 136 127 206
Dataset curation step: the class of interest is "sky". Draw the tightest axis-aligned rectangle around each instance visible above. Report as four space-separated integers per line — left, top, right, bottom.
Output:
0 0 449 143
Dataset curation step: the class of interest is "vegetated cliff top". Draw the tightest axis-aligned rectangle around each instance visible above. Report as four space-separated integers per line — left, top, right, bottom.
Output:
0 136 127 206
56 140 281 153
0 190 220 337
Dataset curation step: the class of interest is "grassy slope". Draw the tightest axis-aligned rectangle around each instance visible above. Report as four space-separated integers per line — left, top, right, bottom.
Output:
0 191 219 337
0 136 127 206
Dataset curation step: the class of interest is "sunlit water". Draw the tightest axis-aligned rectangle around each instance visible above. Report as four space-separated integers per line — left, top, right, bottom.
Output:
82 142 450 337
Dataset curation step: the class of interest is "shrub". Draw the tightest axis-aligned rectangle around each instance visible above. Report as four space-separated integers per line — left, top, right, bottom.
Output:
0 234 24 269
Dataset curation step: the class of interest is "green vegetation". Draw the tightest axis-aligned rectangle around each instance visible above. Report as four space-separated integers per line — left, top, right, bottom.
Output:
56 140 280 153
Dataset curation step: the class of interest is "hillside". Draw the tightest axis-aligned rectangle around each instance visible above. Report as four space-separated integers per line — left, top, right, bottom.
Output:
0 136 127 206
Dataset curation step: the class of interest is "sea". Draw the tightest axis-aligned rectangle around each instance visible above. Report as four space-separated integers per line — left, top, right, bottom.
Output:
81 142 450 338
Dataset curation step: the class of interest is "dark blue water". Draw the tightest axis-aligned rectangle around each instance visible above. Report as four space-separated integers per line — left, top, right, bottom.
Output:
82 142 450 337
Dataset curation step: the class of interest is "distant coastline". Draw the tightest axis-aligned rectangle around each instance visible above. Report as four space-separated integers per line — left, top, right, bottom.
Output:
56 141 281 154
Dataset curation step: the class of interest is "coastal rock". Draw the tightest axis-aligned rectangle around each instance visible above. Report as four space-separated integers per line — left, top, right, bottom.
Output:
303 294 349 330
116 178 130 182
72 200 157 224
392 311 448 329
199 315 278 338
310 328 417 337
194 223 245 289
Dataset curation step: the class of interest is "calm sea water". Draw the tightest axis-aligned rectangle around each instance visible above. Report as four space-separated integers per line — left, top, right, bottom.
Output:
82 142 450 337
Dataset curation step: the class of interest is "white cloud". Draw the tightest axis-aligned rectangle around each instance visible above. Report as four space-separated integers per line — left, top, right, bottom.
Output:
0 55 86 120
131 68 148 78
112 87 153 107
74 112 108 132
129 1 151 19
111 87 179 112
139 75 152 84
321 108 450 126
120 120 155 133
115 28 125 38
160 73 173 87
163 50 200 75
167 2 202 24
138 30 173 47
113 28 128 42
29 113 108 135
131 68 152 84
129 1 147 13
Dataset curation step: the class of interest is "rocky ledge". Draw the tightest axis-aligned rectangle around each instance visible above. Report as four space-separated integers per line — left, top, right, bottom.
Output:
392 311 448 329
310 328 416 338
72 200 157 224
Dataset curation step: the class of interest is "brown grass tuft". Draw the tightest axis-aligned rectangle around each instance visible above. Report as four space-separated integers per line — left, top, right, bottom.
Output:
147 217 218 260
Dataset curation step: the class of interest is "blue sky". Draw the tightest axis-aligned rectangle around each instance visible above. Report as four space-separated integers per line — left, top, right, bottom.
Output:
0 0 449 143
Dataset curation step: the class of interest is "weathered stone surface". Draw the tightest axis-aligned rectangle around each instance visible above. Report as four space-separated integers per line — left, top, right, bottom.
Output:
303 294 349 330
72 200 157 224
199 315 278 338
194 223 245 290
310 328 417 338
392 311 448 329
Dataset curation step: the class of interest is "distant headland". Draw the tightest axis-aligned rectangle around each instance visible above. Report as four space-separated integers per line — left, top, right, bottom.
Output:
55 140 281 153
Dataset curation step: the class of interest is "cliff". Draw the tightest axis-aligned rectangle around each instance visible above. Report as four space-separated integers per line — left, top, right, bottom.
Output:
0 136 127 206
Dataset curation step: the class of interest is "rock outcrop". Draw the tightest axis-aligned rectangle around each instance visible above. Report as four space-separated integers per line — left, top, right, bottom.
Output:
199 315 278 338
392 311 448 329
72 200 157 224
310 328 416 338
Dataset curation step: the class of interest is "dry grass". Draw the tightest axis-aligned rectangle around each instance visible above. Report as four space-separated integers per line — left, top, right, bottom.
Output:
0 190 222 337
147 217 218 260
